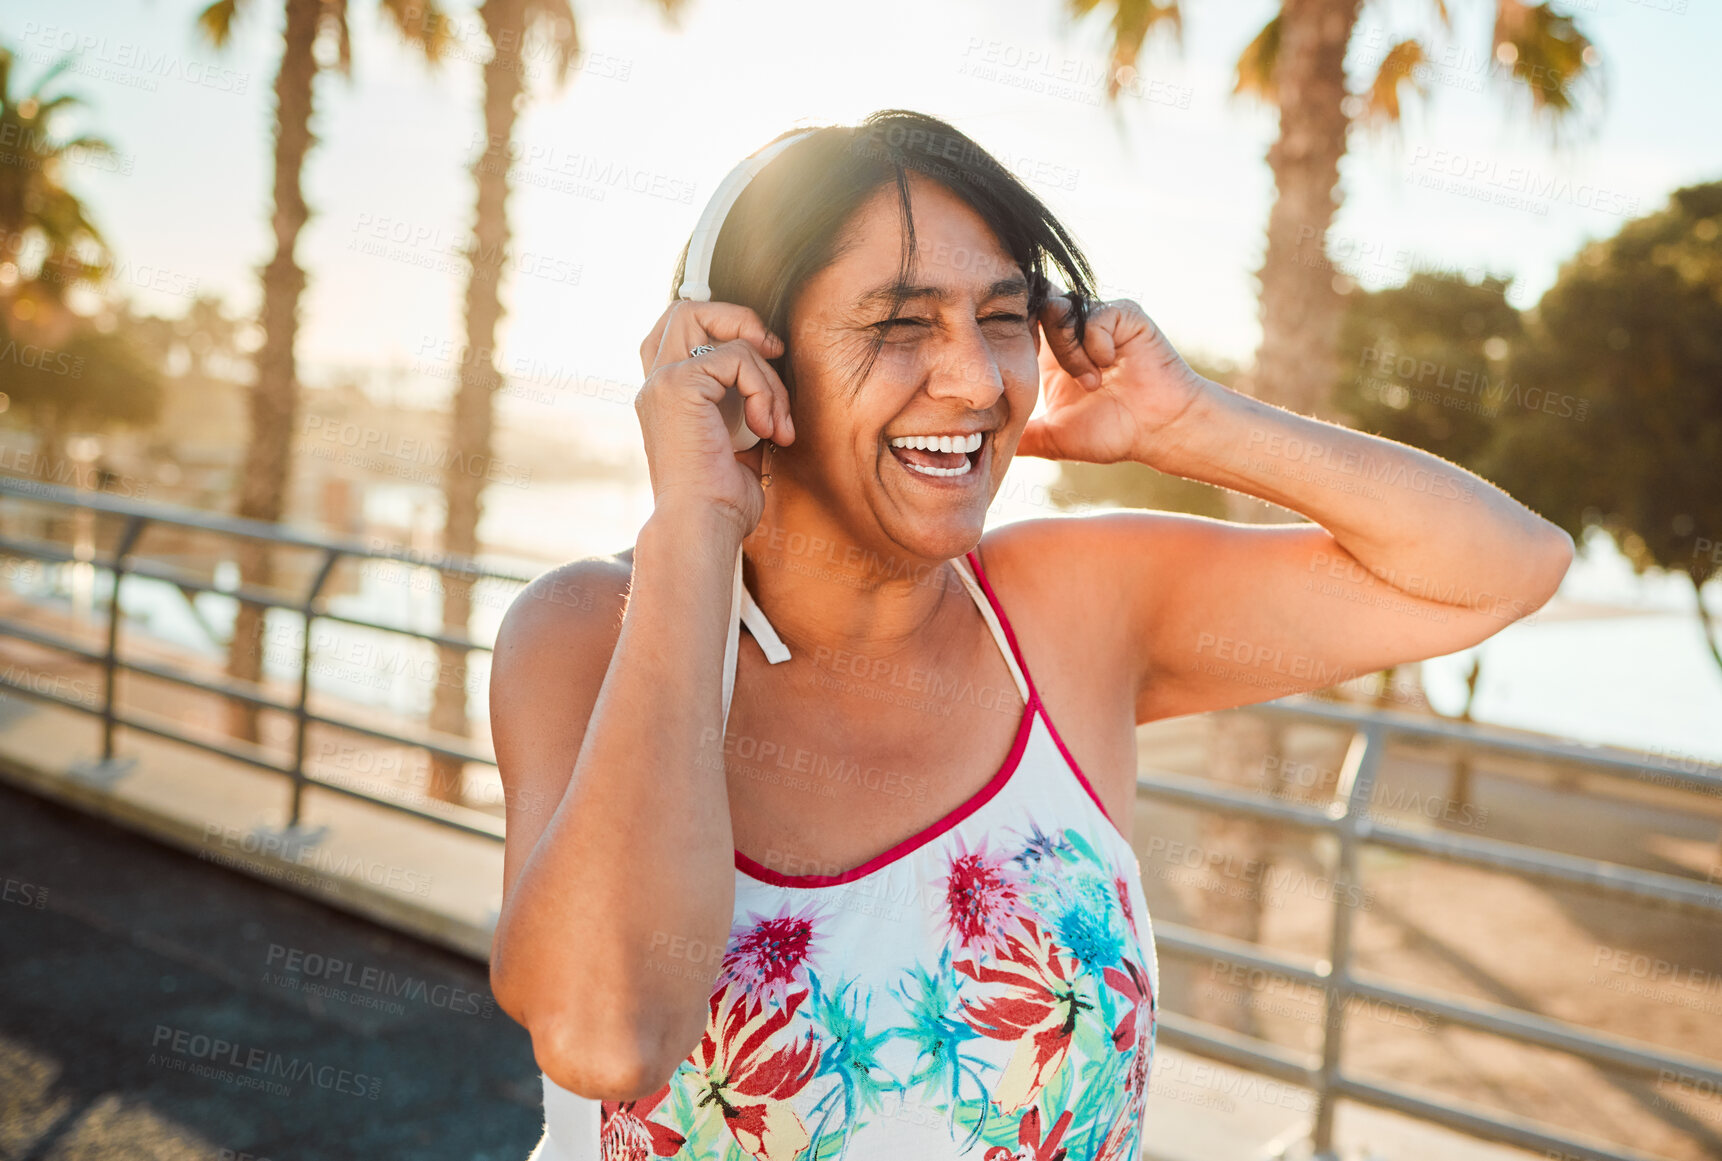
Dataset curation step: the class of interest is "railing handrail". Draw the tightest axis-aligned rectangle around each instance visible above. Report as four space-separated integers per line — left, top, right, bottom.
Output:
2 479 1718 1161
1141 710 1722 1161
0 475 538 835
1244 697 1722 795
0 473 535 585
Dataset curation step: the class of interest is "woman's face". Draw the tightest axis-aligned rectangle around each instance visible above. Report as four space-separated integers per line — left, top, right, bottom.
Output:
778 173 1042 564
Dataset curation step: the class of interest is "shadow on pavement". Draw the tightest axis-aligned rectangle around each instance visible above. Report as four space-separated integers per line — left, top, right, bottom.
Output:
0 781 543 1160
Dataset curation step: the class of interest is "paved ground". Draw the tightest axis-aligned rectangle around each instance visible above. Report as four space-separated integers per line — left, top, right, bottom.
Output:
0 781 544 1161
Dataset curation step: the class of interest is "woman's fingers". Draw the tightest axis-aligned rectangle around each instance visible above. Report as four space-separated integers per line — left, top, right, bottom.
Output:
687 338 795 446
640 300 783 376
1038 295 1116 389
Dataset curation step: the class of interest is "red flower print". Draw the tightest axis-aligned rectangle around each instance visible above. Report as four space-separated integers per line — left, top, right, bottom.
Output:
954 917 1089 1113
688 984 823 1161
718 902 824 1010
941 835 1026 959
1102 956 1154 1054
1093 1110 1140 1161
599 1084 686 1159
983 1106 1075 1161
1113 872 1139 942
1093 1031 1153 1161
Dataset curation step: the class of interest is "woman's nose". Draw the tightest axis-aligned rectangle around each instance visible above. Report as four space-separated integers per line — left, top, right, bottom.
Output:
924 322 1005 406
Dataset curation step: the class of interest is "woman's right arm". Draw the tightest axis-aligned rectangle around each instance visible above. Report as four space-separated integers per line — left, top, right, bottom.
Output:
488 303 792 1101
488 508 744 1101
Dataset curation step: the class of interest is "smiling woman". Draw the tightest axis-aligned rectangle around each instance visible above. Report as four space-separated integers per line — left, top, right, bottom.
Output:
485 110 1573 1161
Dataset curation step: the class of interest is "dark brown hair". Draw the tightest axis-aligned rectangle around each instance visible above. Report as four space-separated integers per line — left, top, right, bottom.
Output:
670 109 1098 395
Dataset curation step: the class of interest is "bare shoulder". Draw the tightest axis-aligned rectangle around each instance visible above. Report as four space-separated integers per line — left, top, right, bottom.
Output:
493 552 634 673
972 511 1234 716
974 510 1216 624
490 553 635 883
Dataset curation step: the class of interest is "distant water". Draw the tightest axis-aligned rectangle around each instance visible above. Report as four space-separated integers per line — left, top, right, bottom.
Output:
16 470 1714 769
458 468 1722 767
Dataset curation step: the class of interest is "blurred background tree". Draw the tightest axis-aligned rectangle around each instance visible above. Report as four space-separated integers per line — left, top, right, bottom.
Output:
0 49 113 346
0 47 161 490
195 0 452 744
1330 272 1521 470
1490 180 1722 672
1080 0 1602 422
1067 0 1602 1022
1048 353 1239 519
428 0 687 802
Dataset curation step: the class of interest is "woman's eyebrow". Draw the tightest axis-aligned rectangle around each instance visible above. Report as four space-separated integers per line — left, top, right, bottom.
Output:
853 275 1031 311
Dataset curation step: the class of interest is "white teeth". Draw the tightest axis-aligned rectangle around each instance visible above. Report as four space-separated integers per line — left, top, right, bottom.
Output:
887 433 983 453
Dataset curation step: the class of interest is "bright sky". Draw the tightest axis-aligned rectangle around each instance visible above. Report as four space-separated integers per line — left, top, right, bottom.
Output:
9 0 1721 456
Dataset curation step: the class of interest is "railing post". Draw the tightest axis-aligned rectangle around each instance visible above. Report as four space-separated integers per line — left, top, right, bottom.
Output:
1311 723 1384 1158
101 516 148 763
288 549 342 829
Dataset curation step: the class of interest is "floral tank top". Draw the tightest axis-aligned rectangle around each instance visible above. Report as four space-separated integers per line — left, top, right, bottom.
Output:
533 550 1158 1161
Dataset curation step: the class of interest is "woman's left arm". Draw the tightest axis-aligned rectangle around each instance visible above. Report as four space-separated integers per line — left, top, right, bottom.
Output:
1008 297 1575 723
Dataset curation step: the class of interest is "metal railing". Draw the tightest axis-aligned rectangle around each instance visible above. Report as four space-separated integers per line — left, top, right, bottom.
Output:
2 477 1721 1160
0 474 530 841
1143 701 1722 1161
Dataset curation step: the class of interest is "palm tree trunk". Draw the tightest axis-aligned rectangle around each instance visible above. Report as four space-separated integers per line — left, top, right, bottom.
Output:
225 0 319 746
1251 0 1361 419
428 0 527 803
1693 570 1722 676
223 0 322 740
1199 0 1363 1033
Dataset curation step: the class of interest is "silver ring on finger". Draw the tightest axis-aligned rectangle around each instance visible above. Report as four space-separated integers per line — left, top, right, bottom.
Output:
689 344 716 358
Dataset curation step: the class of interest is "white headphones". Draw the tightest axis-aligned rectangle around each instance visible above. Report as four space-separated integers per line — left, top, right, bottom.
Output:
679 130 818 453
682 132 817 730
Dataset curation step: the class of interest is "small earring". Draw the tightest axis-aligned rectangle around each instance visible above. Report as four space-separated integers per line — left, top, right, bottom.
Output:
760 442 775 488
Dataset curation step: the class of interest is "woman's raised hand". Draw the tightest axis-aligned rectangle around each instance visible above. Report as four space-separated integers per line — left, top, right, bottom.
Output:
1020 294 1211 468
635 300 795 535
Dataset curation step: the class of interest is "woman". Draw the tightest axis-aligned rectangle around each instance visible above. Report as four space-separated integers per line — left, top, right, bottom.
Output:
489 110 1572 1161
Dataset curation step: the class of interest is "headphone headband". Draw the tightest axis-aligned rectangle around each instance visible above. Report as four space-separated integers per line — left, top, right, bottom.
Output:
678 129 819 302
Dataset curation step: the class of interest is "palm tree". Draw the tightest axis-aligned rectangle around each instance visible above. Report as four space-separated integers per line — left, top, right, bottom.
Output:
1070 0 1602 1031
194 0 450 744
425 0 683 802
1081 0 1600 418
0 47 113 366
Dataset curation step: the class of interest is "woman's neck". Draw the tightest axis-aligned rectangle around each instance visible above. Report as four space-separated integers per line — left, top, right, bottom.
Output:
740 508 966 664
